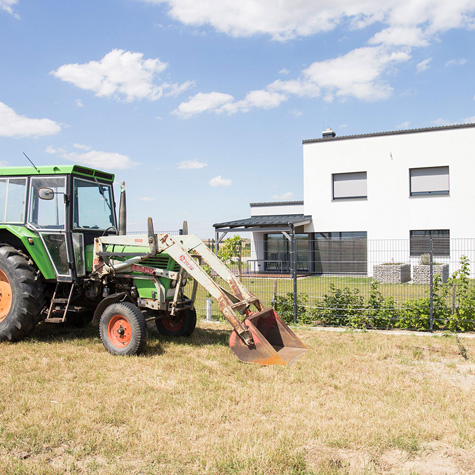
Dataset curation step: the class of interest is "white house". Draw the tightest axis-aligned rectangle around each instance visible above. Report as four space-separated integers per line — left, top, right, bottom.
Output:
214 123 475 276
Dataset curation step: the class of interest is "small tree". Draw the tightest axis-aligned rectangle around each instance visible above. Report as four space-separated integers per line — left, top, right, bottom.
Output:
218 235 243 280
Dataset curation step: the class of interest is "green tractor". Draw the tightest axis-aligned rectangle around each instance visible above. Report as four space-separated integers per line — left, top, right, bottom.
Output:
0 164 306 365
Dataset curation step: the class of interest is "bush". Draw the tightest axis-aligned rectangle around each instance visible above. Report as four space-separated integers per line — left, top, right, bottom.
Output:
272 292 314 325
315 284 364 327
396 275 450 330
363 282 398 329
446 255 475 332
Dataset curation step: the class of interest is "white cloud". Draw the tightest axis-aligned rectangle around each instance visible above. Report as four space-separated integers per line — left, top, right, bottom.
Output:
138 197 156 202
430 118 452 126
290 109 303 117
300 46 410 101
72 143 93 151
0 0 18 17
51 49 191 102
0 102 61 137
140 1 475 44
219 90 287 114
268 79 321 98
173 92 234 118
272 192 294 200
369 27 429 47
463 116 475 123
397 121 410 129
75 99 84 108
445 58 468 67
174 89 288 117
209 175 231 187
175 45 410 118
416 58 432 73
177 160 208 169
46 144 138 170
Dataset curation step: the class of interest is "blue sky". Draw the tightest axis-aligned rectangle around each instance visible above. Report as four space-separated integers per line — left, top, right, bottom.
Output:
1 0 475 237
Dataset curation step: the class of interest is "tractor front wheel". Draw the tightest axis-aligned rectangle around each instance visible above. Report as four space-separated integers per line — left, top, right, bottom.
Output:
99 302 147 355
0 245 45 342
155 307 197 337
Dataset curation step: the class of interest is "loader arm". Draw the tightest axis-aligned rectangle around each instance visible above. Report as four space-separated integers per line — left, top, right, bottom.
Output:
93 231 307 364
93 233 261 345
156 233 261 345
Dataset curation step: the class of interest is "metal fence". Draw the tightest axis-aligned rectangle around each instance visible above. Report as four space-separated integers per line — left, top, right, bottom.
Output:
189 237 475 332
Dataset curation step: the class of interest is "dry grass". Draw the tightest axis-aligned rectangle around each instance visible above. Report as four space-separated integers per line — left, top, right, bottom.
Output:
1 321 475 474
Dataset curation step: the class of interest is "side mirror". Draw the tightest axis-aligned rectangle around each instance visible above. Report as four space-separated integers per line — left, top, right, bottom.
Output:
38 187 55 200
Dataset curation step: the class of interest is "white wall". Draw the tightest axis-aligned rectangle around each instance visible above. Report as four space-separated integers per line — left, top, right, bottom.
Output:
303 126 475 240
250 232 266 272
303 126 475 274
251 202 304 216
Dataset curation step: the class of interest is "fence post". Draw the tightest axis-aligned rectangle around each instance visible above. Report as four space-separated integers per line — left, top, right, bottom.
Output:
429 235 434 331
290 224 298 324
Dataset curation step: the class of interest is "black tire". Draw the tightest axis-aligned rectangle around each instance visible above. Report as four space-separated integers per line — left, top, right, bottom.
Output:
0 245 45 342
99 302 147 355
155 307 197 337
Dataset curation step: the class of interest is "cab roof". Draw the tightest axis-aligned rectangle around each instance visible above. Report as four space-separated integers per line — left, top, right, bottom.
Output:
0 165 114 182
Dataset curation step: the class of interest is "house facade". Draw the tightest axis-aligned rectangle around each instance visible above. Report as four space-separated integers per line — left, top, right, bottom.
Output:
214 123 475 276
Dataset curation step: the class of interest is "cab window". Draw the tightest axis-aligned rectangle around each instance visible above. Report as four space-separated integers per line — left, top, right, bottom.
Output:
73 178 115 230
28 176 66 229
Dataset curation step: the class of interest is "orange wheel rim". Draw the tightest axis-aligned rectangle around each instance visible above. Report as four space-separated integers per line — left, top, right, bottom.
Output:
0 270 12 322
107 315 132 348
162 314 184 332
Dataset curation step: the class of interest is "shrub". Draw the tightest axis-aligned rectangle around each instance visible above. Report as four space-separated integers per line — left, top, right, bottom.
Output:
396 275 450 330
316 284 364 327
363 281 398 329
272 292 314 325
446 255 475 332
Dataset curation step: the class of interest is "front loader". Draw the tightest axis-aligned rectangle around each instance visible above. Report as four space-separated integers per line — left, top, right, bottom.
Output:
0 164 306 365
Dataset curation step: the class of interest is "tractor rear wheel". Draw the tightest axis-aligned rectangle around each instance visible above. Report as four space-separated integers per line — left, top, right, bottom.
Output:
155 307 197 337
0 245 45 342
99 302 147 355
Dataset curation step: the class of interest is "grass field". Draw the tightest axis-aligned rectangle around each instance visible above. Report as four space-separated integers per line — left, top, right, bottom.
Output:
1 320 474 474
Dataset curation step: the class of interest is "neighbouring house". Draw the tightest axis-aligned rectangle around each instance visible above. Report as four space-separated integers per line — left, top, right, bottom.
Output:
214 123 475 276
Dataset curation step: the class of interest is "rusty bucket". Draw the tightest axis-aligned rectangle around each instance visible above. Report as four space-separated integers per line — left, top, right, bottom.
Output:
229 308 307 365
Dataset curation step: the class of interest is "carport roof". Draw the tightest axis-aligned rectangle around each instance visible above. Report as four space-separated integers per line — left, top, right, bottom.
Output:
213 214 312 232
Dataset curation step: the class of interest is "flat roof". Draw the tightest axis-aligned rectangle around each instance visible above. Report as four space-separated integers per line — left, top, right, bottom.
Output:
250 201 304 207
214 214 312 230
303 122 475 144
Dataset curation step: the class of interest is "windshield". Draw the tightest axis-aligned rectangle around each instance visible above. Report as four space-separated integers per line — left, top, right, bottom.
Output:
73 178 116 230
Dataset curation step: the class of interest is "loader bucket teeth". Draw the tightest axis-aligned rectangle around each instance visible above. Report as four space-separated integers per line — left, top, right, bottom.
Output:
229 308 307 366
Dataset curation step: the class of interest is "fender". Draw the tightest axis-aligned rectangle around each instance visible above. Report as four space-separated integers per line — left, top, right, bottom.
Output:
92 292 130 326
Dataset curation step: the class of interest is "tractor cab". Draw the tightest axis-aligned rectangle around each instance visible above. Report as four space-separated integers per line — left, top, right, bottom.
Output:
0 165 117 283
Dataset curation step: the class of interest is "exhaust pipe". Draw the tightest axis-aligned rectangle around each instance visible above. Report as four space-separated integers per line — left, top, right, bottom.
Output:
119 181 127 235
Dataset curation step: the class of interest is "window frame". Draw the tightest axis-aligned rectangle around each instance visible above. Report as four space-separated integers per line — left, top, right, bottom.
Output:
0 177 28 224
332 171 368 200
72 177 116 231
409 229 450 257
409 166 449 197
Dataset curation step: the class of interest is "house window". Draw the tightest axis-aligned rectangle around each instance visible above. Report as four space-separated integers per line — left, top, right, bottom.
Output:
410 230 450 257
332 172 367 200
264 234 309 273
410 166 449 196
314 232 367 274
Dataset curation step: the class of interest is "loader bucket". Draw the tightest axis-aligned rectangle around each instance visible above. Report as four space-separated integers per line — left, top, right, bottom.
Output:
229 308 307 366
